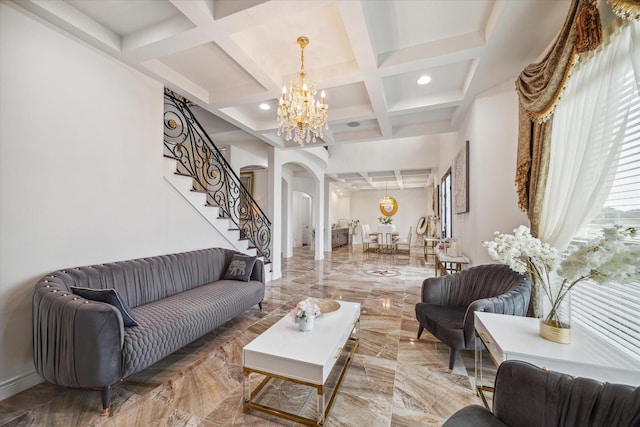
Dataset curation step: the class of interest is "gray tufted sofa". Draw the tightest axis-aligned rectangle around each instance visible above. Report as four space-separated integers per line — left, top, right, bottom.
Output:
32 247 265 414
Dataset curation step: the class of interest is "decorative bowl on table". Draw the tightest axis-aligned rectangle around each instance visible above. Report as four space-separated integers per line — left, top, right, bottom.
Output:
313 298 341 316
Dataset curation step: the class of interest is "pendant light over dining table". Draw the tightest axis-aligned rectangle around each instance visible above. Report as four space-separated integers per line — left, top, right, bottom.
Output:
379 182 398 216
277 36 329 146
380 183 394 210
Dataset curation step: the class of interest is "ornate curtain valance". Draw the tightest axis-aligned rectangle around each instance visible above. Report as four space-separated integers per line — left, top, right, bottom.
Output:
514 0 604 234
608 0 640 20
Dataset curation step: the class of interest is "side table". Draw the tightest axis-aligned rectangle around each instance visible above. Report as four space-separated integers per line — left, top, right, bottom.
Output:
423 237 438 263
474 311 640 409
433 247 469 276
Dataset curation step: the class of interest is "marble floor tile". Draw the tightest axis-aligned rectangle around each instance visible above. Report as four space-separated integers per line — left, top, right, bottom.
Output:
94 396 214 427
392 363 477 423
146 354 243 419
1 246 485 426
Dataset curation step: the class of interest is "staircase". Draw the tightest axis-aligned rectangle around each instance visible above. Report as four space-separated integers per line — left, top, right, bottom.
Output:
162 158 255 253
162 89 272 275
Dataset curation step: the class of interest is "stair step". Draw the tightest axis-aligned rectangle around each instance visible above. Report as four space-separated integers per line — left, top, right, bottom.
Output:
163 157 267 269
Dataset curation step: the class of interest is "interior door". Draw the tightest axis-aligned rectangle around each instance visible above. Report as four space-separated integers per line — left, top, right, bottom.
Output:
301 194 311 246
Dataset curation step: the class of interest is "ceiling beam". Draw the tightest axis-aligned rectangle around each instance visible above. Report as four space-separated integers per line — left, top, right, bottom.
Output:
394 170 404 190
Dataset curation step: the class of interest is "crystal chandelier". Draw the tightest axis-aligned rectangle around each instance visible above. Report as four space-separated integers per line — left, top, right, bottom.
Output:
277 36 328 146
380 195 394 209
380 184 394 209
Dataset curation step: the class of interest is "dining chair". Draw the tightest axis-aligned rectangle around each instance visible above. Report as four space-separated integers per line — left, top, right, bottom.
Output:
360 224 378 253
394 226 412 254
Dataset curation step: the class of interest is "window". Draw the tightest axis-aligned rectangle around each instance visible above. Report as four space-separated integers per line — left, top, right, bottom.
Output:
567 24 640 357
440 169 452 238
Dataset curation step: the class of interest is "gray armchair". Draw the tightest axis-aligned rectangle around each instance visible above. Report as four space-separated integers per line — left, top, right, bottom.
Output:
415 264 530 371
443 360 640 427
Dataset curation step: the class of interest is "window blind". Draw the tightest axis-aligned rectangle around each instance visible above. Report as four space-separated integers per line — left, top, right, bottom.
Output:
570 55 640 357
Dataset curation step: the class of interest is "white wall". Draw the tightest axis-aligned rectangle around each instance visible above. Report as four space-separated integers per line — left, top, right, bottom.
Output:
442 81 529 265
350 188 430 245
251 169 268 214
0 4 231 399
329 184 351 226
282 168 294 258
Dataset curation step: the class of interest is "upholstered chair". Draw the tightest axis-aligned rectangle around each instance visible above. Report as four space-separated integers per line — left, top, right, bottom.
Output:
415 264 530 371
360 224 378 253
443 360 640 427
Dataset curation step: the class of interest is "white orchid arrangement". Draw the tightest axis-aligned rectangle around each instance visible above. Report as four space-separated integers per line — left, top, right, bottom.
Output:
289 297 322 323
483 225 639 326
378 216 392 225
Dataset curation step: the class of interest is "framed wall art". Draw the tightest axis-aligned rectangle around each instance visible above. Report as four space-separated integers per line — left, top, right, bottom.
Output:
453 140 469 214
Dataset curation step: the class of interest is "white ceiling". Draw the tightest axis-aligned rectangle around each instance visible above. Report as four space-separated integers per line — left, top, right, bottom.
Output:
14 0 570 190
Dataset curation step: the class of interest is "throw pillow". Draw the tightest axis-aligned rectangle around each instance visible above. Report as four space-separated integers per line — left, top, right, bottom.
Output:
70 287 139 327
224 254 257 282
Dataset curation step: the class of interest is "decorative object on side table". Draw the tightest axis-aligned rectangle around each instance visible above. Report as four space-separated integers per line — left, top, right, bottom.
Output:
438 237 452 250
290 297 322 331
483 225 639 343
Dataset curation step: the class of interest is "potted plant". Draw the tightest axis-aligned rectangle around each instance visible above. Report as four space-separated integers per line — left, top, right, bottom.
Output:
378 216 392 225
483 225 639 343
289 297 322 332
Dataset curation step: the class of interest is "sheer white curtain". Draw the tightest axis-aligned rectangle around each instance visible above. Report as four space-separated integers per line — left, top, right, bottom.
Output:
539 21 640 251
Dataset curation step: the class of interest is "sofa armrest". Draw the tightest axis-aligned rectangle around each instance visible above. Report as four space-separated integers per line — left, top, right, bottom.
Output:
462 298 498 346
250 258 265 283
33 280 125 389
462 282 531 346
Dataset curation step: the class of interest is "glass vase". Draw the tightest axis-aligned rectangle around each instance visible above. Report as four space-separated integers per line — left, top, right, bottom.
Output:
539 288 572 344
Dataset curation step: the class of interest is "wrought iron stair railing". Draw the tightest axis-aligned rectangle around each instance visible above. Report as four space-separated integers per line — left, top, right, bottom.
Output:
163 89 271 262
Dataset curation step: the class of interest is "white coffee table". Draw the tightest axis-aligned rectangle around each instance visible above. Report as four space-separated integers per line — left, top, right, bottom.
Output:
242 300 360 426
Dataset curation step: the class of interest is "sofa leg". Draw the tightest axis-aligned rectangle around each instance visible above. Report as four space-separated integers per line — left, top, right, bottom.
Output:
258 302 263 311
101 386 112 416
417 326 424 339
448 348 458 373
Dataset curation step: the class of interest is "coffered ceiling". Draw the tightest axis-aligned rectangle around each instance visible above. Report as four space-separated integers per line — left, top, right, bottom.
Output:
13 0 570 190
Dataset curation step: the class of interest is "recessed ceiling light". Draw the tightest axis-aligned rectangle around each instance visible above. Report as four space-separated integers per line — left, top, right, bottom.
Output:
417 75 432 85
259 103 270 110
347 121 360 128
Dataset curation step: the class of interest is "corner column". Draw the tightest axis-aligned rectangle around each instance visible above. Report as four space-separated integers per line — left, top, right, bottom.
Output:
267 147 282 279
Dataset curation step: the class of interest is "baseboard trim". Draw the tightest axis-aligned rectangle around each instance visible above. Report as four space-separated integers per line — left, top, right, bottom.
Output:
0 371 42 401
